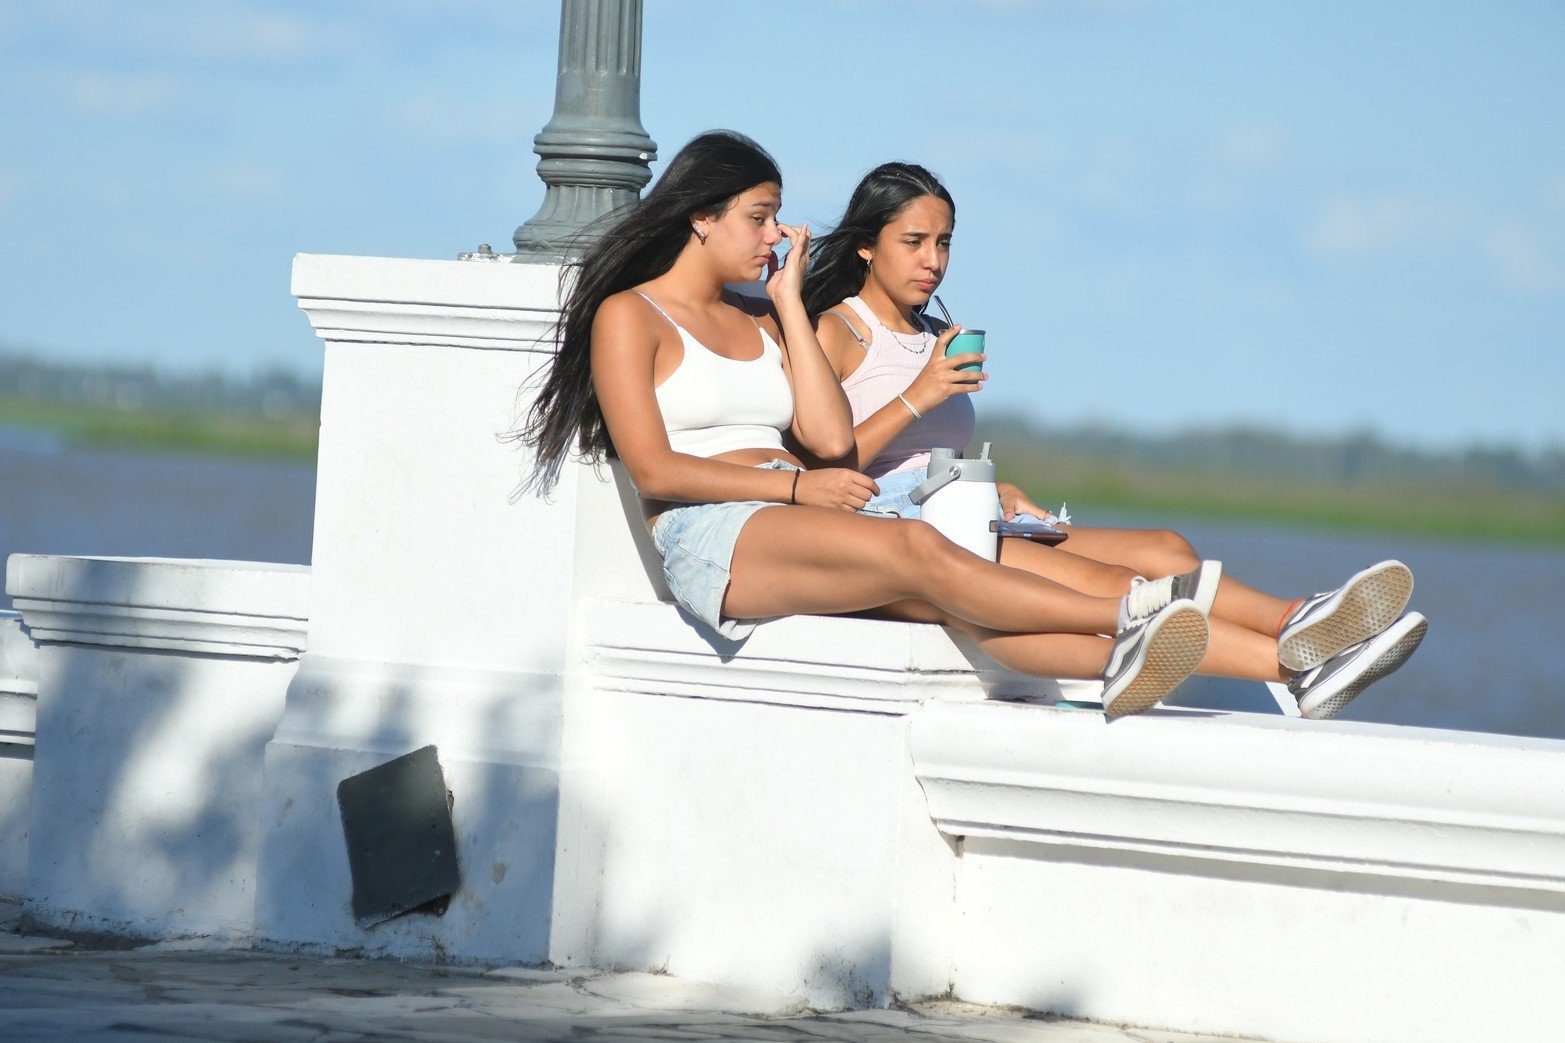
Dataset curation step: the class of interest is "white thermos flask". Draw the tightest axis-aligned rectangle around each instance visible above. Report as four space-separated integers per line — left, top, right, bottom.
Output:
909 443 1003 560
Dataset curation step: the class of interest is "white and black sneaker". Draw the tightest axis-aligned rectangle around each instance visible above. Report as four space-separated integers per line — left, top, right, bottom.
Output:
1277 560 1414 673
1119 561 1223 629
1288 612 1428 720
1101 599 1210 718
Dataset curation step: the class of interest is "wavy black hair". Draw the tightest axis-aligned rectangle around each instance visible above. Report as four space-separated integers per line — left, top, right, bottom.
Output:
802 161 955 319
510 130 782 495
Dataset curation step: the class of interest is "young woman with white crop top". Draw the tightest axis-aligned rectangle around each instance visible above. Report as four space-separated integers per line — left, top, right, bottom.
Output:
516 130 1221 718
802 162 1428 719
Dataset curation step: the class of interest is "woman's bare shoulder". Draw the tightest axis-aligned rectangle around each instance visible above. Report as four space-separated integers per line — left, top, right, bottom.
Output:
813 304 868 377
592 289 666 354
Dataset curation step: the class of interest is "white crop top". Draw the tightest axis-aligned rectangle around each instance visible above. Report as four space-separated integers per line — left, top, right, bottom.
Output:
639 291 794 458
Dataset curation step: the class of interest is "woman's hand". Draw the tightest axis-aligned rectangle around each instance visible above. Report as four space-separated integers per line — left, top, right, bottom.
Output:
900 324 987 415
997 481 1052 522
765 222 811 306
793 468 878 511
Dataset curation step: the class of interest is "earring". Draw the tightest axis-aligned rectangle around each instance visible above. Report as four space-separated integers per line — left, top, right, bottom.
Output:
694 227 708 244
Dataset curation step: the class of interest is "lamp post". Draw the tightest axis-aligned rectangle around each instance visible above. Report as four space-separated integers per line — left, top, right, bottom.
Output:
510 0 658 261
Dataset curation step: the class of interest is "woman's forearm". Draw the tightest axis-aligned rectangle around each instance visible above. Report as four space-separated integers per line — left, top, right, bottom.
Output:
626 450 799 505
847 397 921 471
775 297 855 458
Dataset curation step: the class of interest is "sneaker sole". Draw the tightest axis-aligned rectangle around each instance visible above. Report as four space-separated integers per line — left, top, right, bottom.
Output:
1104 604 1210 718
1299 614 1428 720
1188 560 1222 615
1278 561 1414 672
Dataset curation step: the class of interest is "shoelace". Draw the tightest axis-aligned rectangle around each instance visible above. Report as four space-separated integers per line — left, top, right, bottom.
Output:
1123 575 1174 623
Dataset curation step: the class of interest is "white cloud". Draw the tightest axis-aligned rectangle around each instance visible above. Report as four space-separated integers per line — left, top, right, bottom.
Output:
1305 194 1465 256
1216 125 1285 172
1307 192 1564 294
1481 224 1563 293
63 72 179 116
209 164 285 198
19 0 362 64
393 97 532 146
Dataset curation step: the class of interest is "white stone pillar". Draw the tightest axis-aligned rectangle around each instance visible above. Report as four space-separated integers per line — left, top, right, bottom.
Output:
0 611 38 899
6 555 308 940
253 254 581 962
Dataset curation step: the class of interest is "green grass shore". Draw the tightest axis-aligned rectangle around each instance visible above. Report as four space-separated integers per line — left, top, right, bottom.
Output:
1000 445 1565 547
0 397 319 462
6 398 1563 547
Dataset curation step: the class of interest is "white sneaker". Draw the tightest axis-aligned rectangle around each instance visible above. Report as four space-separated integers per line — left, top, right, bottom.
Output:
1120 560 1223 629
1288 612 1428 720
1277 560 1414 673
1101 599 1210 718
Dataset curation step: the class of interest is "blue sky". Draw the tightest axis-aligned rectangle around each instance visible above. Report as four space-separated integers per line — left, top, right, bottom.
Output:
1 1 1562 452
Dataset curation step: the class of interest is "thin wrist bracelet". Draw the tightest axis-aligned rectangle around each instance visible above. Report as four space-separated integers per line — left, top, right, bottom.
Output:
789 470 800 504
897 394 923 419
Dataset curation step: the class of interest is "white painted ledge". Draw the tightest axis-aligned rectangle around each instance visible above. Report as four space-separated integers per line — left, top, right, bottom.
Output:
911 699 1565 897
0 613 37 744
583 598 1104 715
293 253 563 352
6 556 310 660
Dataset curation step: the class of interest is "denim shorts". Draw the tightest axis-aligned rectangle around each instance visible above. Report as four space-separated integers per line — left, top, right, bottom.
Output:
650 460 798 640
861 467 928 519
864 466 1051 528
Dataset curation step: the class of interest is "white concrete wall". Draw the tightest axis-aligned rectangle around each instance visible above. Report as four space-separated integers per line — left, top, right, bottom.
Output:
0 612 38 899
913 700 1565 1043
5 555 308 940
254 254 580 964
11 247 1565 1043
552 598 1020 1008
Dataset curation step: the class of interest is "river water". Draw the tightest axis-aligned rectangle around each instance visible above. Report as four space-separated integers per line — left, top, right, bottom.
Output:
3 429 1560 740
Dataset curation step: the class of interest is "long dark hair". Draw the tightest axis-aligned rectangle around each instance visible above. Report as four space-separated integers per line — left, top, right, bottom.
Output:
512 130 782 495
802 162 956 319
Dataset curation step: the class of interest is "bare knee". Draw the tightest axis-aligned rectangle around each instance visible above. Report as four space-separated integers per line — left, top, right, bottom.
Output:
1141 529 1199 577
882 520 972 596
1101 562 1140 595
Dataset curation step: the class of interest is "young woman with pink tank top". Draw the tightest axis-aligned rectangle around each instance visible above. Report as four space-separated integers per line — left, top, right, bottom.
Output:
516 131 1223 718
803 163 1427 719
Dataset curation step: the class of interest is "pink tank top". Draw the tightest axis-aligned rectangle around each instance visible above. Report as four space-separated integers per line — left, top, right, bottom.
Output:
835 296 976 479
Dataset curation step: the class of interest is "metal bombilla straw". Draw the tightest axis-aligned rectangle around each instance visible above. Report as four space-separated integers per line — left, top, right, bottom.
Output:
931 294 956 327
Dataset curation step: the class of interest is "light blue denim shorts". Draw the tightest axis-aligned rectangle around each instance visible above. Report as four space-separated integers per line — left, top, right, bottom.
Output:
861 467 928 519
864 466 1051 528
651 460 798 640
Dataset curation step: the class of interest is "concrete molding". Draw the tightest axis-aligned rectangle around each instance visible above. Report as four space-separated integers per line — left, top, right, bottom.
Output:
293 253 563 353
268 653 565 767
6 556 309 660
583 598 1101 714
0 613 38 741
911 699 1565 897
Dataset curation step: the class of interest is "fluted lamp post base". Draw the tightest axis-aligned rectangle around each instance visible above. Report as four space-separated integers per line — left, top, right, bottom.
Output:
508 0 657 263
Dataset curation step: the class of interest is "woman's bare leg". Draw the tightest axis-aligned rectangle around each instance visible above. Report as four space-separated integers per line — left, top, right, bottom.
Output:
878 601 1114 680
1200 618 1290 682
1043 526 1295 636
883 590 1288 683
723 507 1120 637
998 537 1139 596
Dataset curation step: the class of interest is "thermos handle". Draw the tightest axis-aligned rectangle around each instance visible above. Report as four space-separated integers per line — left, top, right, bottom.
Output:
910 464 961 506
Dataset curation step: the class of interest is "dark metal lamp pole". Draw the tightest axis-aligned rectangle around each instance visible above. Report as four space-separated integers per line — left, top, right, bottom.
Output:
510 0 658 262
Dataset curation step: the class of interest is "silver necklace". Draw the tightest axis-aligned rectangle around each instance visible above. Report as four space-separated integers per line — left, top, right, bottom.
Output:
863 299 931 354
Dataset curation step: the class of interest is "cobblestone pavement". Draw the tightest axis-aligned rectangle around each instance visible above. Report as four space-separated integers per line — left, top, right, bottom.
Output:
0 905 1256 1043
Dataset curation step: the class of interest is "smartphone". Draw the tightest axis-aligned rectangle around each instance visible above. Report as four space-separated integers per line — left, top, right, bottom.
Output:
990 519 1069 544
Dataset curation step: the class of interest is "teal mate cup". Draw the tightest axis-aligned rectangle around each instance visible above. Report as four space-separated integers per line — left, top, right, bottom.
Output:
946 329 986 373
